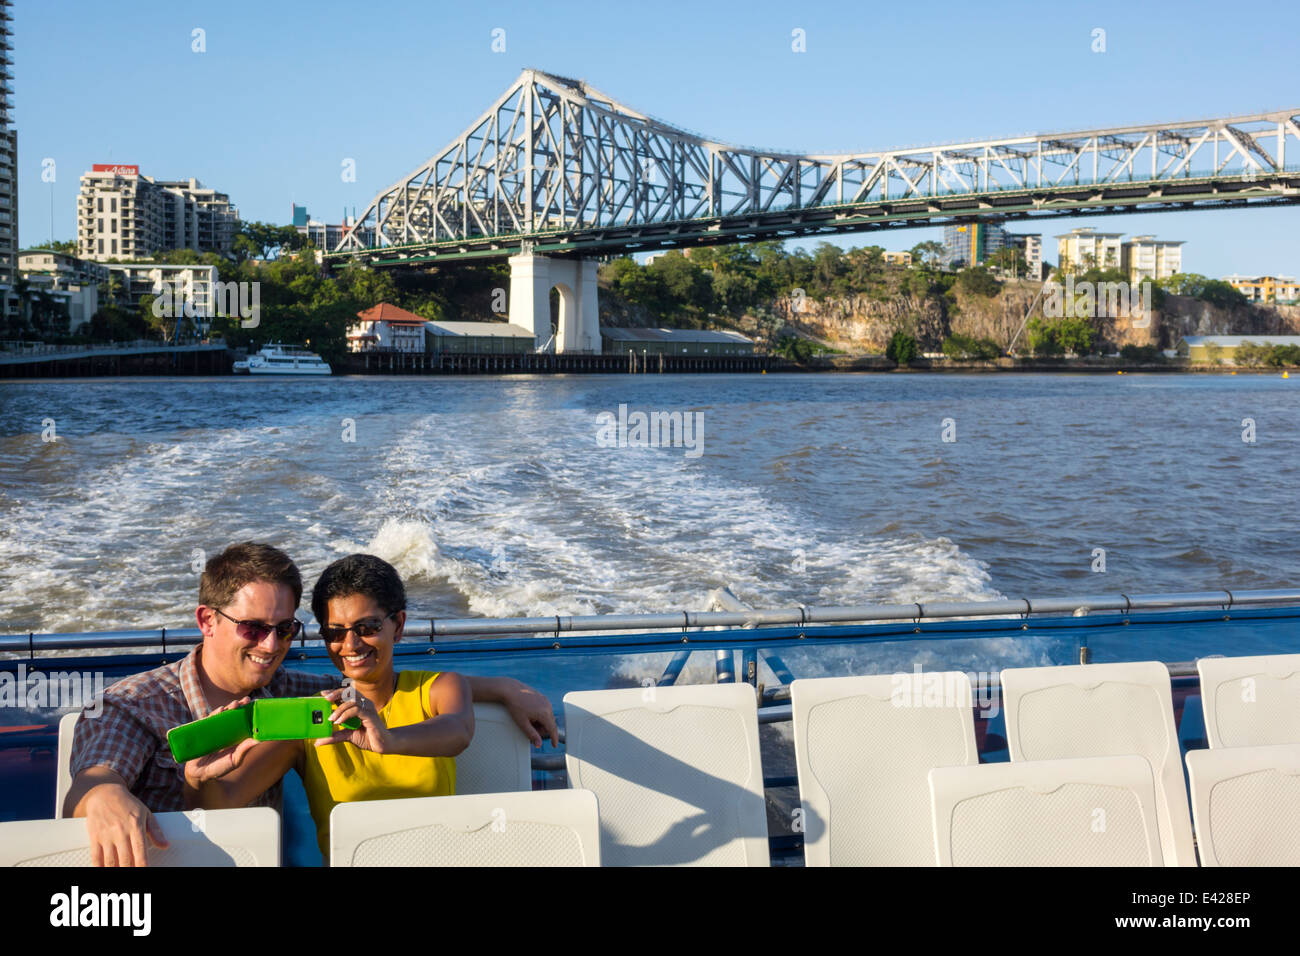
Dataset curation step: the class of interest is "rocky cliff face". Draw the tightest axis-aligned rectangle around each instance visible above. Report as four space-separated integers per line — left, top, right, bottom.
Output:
769 283 1300 353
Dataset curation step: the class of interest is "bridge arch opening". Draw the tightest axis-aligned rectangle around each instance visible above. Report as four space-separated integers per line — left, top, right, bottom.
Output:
548 282 577 352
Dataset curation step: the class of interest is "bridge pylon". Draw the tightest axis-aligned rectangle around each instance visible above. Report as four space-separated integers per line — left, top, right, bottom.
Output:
507 253 600 354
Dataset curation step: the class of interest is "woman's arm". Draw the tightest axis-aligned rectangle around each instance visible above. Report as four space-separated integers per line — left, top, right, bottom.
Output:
182 736 301 810
317 673 474 758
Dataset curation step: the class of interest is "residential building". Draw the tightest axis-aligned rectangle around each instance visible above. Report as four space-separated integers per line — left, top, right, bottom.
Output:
1006 234 1043 279
348 303 428 352
942 221 1010 269
1122 235 1184 282
19 249 110 288
600 327 754 356
0 0 17 295
292 205 374 252
1223 274 1300 304
18 250 108 330
105 262 220 335
1056 228 1123 273
881 251 912 267
77 167 238 262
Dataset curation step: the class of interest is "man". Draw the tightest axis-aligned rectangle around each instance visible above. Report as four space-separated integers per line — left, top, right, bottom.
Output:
65 541 557 866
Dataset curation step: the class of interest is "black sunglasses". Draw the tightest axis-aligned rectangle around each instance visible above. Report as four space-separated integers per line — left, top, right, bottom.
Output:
319 612 398 643
212 607 304 643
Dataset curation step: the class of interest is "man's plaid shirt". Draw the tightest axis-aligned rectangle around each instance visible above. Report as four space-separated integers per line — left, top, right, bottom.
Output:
69 645 339 812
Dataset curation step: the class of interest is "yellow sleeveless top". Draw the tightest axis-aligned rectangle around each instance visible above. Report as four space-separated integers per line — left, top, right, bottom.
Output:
302 670 456 859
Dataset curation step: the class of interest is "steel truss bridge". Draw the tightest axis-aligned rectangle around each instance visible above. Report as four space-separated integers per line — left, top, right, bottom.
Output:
328 69 1300 267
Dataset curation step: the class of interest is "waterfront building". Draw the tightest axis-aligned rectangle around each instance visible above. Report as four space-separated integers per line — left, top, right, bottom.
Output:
1056 227 1123 273
1122 235 1184 283
348 302 428 352
0 1 17 299
1223 274 1300 304
424 319 536 355
600 326 754 356
1180 334 1300 362
18 250 108 329
881 251 912 267
77 167 238 262
105 262 219 335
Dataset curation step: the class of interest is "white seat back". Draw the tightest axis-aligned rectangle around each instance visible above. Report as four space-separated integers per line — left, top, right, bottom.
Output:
1185 743 1300 866
0 808 279 866
929 755 1164 866
454 703 533 795
330 789 600 867
55 712 79 818
791 672 978 865
563 683 769 866
1196 654 1300 748
1001 661 1195 866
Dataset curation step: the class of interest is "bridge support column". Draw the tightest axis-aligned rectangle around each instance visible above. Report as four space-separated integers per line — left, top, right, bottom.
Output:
507 253 600 354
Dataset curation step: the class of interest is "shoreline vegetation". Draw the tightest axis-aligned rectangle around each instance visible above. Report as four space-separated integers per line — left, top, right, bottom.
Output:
10 228 1300 374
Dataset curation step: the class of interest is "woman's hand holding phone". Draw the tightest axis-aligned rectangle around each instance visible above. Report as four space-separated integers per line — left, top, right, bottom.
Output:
318 687 393 753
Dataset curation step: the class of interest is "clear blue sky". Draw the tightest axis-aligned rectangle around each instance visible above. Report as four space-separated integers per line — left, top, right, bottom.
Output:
15 0 1300 276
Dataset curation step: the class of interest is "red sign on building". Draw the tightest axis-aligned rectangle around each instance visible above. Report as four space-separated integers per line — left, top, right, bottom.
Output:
92 164 140 176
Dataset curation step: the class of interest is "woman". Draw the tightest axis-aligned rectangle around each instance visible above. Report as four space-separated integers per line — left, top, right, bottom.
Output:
183 553 474 861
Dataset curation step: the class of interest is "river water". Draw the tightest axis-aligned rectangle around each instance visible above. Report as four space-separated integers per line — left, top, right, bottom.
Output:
0 372 1296 635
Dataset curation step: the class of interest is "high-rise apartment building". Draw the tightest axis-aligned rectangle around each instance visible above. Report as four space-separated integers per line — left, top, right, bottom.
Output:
942 221 1009 269
77 167 238 262
1056 227 1124 272
0 1 17 291
1121 235 1184 282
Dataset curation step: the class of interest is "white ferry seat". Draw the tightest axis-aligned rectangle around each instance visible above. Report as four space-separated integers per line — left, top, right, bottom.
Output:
454 703 534 795
791 672 978 865
929 754 1164 866
1185 743 1300 866
1000 661 1196 866
563 683 769 866
1196 653 1300 748
330 789 600 867
55 711 79 818
0 807 279 866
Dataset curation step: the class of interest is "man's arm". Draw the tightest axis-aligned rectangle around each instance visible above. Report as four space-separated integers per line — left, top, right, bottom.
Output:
65 766 169 868
464 675 558 747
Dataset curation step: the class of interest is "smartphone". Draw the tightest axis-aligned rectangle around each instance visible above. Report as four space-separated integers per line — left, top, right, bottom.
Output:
251 697 362 740
167 705 254 763
166 697 362 762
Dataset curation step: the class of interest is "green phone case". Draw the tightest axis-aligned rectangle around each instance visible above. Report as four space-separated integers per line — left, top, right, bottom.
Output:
167 705 254 763
252 697 361 740
167 697 362 762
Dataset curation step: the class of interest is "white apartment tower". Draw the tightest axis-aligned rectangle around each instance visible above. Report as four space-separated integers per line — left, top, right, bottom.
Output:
1121 235 1184 282
77 166 238 262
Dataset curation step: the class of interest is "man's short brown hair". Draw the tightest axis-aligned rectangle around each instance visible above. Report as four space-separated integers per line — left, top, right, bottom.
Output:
199 542 303 610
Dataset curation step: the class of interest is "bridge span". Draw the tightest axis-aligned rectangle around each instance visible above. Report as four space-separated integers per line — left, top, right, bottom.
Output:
328 69 1300 352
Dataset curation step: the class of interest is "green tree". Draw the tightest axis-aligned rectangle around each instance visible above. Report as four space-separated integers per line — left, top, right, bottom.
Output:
885 330 918 365
910 240 945 270
956 266 1001 297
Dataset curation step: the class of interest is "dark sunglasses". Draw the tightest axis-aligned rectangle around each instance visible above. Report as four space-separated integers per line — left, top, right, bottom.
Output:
319 612 398 643
212 606 304 643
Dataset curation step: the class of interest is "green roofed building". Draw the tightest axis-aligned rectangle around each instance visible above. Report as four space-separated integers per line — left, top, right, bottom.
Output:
1180 335 1300 362
424 319 535 355
600 327 754 356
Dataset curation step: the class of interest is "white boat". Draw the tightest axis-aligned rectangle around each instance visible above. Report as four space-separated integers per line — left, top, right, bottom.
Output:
232 344 332 375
